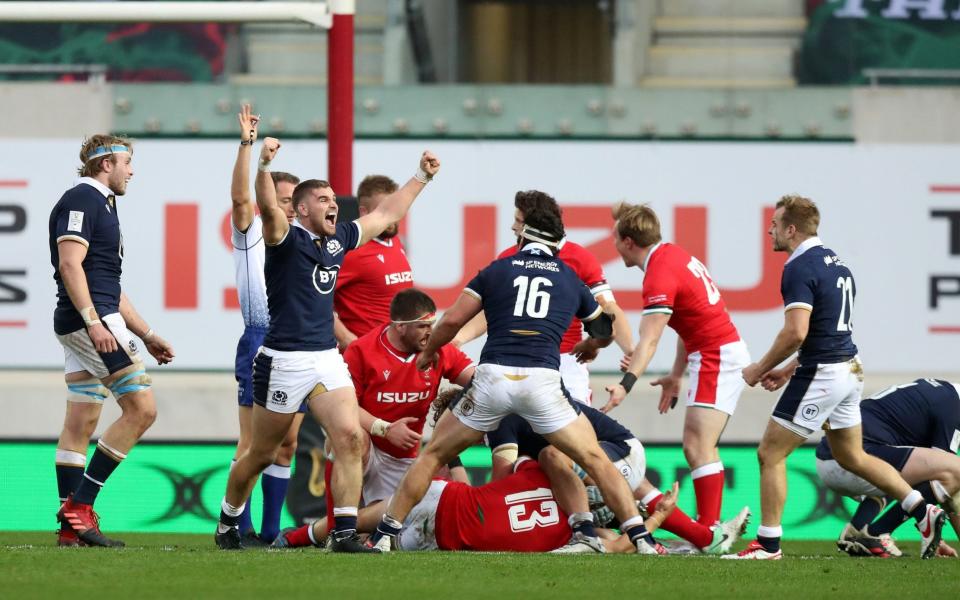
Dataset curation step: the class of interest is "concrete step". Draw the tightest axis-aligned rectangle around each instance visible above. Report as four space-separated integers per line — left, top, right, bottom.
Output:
647 46 794 79
658 0 803 18
640 76 796 89
654 16 806 35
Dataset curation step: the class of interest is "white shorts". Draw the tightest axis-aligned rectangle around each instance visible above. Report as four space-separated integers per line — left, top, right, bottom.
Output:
772 357 863 438
362 444 415 506
686 340 750 416
453 363 578 435
57 312 144 386
397 479 447 551
252 347 353 414
611 438 647 491
559 354 591 406
816 458 884 499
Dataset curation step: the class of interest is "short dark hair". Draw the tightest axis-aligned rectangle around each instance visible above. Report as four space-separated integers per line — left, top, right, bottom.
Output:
292 179 331 210
271 171 300 187
516 190 564 243
390 288 436 322
357 175 398 209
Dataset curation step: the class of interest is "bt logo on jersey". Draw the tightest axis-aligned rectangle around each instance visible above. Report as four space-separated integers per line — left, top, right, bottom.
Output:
377 390 430 403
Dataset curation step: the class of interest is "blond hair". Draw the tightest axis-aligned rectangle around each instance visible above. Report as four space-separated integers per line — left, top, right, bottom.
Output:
78 134 133 178
612 201 661 247
776 195 819 236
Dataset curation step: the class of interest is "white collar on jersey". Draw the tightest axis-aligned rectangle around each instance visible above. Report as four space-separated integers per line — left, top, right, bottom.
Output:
786 236 824 265
379 326 417 363
292 218 321 240
520 242 554 256
75 176 113 199
641 241 663 272
371 236 395 247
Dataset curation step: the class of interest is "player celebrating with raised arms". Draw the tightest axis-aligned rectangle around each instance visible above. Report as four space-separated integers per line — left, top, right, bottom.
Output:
369 194 663 555
725 195 945 560
605 202 750 529
215 135 440 551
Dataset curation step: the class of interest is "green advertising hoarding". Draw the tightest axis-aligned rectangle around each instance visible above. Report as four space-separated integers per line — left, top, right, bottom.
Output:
0 442 915 540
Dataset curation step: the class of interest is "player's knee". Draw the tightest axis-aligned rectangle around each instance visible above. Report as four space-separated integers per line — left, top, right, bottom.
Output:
538 446 565 470
109 368 152 400
682 440 708 465
332 425 365 459
277 438 297 464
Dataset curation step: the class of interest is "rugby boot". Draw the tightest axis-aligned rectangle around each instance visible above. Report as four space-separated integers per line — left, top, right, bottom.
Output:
57 497 124 548
241 530 268 548
917 504 946 560
702 506 751 555
721 540 782 560
550 532 606 554
329 531 381 553
879 534 903 557
56 527 84 547
845 526 890 558
215 525 244 550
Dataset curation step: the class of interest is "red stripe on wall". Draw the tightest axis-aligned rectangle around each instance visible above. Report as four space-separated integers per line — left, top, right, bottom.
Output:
0 180 28 188
930 185 960 194
165 204 198 309
0 320 27 327
929 326 960 334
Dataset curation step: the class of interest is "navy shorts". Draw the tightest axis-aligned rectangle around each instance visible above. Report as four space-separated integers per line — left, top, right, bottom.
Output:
863 441 915 471
236 326 268 407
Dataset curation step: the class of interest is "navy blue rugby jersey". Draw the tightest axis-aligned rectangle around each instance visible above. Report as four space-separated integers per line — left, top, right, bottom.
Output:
781 238 858 365
49 180 123 335
263 220 361 351
816 379 960 460
465 244 602 370
487 402 635 458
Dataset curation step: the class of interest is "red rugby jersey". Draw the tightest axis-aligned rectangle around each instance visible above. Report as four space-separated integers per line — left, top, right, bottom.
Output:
435 460 572 552
641 242 740 353
335 236 413 337
498 239 613 353
344 325 473 459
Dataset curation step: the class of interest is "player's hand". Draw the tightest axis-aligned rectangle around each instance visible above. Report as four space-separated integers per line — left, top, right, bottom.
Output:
260 137 281 162
420 151 440 178
619 352 632 372
145 334 175 365
601 383 627 414
937 540 958 558
651 375 681 414
415 351 437 372
238 103 260 144
571 339 599 364
760 368 790 392
742 363 763 387
385 416 422 451
651 481 680 525
87 322 118 354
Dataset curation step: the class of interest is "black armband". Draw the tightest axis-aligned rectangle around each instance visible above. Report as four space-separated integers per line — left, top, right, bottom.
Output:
239 139 254 146
584 312 614 339
447 456 464 470
620 372 638 393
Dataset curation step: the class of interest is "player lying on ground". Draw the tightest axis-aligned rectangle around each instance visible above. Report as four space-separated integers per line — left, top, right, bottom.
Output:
815 378 960 558
481 390 750 554
274 458 679 553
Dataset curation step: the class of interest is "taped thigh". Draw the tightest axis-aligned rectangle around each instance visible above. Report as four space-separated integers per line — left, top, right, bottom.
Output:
105 362 152 399
66 377 109 404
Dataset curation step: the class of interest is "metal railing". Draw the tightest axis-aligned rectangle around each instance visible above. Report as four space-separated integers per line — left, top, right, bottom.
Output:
0 64 108 83
863 68 960 87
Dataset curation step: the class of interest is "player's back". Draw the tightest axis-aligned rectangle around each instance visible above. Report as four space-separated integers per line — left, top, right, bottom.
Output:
434 460 571 551
782 243 858 365
860 379 960 451
466 245 601 370
231 215 269 329
642 243 739 352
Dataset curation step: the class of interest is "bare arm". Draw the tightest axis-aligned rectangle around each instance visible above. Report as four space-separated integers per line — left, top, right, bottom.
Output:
333 314 358 350
743 308 810 386
452 365 476 388
356 151 440 246
600 298 633 354
120 293 174 365
358 406 420 451
255 137 289 245
58 240 117 354
451 312 487 348
415 292 483 371
601 312 670 414
230 104 260 233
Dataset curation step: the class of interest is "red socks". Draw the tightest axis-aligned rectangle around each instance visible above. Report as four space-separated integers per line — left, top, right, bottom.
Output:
691 462 724 525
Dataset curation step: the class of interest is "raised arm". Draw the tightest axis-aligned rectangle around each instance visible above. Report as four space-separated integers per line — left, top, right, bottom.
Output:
451 312 487 348
230 104 260 233
415 292 482 372
356 151 440 246
254 137 289 245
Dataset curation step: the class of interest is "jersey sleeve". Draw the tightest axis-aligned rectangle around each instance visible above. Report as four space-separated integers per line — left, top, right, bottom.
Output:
781 263 816 311
575 281 603 322
339 220 363 252
232 214 263 250
573 248 615 303
463 264 492 302
641 264 677 316
54 195 99 248
438 344 474 383
343 342 366 399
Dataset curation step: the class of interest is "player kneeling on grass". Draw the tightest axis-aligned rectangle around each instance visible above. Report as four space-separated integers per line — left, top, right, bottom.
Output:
816 378 960 558
484 391 750 555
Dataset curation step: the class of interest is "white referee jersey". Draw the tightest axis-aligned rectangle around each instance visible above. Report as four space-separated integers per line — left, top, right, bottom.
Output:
232 215 270 328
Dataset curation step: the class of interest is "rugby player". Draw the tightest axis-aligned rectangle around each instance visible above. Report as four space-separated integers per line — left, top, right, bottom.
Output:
605 202 750 528
453 191 633 405
214 136 439 551
333 175 414 348
228 104 304 544
486 399 749 554
369 196 662 554
726 195 945 560
815 378 960 557
274 458 680 553
51 135 174 547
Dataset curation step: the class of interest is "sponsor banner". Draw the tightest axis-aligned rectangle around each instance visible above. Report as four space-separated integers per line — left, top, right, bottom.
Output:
802 0 960 84
0 140 957 372
2 442 892 540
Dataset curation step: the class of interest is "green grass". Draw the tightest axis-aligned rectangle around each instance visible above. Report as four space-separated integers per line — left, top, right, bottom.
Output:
0 533 957 599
